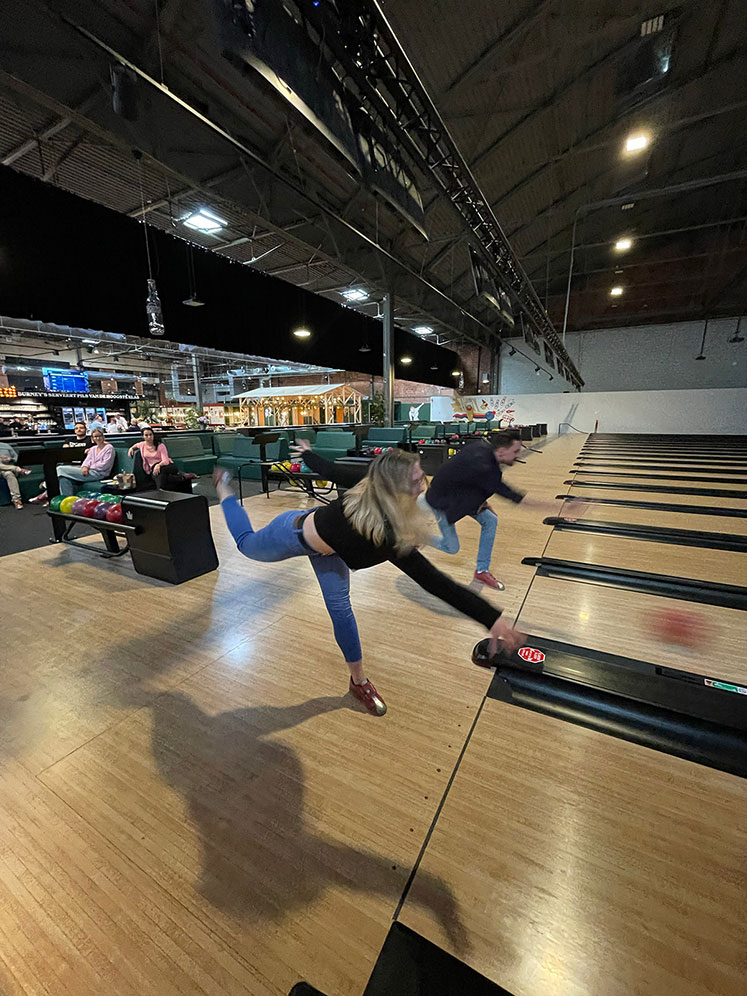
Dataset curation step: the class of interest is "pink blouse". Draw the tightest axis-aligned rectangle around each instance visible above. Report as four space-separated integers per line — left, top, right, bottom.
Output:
136 441 169 473
82 443 115 475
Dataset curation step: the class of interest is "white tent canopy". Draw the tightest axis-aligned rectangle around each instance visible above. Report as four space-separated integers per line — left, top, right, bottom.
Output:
232 383 347 400
232 382 362 426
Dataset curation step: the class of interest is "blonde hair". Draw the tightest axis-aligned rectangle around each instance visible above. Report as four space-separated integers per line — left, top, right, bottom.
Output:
343 449 431 553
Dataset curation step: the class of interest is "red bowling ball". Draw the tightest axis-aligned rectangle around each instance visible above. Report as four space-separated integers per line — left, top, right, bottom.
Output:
105 503 123 523
81 499 101 517
93 502 112 520
289 462 302 473
374 447 382 454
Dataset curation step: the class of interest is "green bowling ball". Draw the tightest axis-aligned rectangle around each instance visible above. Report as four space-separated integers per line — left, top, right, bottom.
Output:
49 495 65 511
98 494 118 503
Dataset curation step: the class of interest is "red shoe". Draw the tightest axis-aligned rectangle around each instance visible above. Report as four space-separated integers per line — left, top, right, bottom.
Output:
474 570 505 591
349 677 387 716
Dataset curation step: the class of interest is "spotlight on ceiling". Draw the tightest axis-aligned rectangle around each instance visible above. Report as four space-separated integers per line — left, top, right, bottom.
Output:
695 353 706 361
183 295 205 307
430 364 438 370
535 366 541 375
414 325 433 335
610 286 624 297
293 327 312 339
548 375 554 381
400 356 413 364
342 288 369 302
183 208 226 233
451 370 461 377
624 132 650 153
359 343 371 353
508 347 516 356
614 238 633 252
729 319 744 344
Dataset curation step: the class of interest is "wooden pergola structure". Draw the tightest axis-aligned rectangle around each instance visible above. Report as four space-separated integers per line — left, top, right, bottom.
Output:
233 383 363 427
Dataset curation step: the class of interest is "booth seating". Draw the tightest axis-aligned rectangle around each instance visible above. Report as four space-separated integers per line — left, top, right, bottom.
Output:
161 436 217 475
216 435 284 480
360 426 409 448
312 431 357 461
213 434 238 458
411 425 437 440
293 428 316 444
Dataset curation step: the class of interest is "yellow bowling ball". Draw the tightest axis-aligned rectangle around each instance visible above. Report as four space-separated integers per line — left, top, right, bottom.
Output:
315 480 328 488
59 496 77 514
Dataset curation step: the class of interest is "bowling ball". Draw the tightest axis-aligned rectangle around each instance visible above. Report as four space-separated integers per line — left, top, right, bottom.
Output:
59 496 77 514
418 439 426 444
81 499 101 517
93 502 112 520
450 434 459 441
648 608 711 649
49 495 65 512
448 448 456 456
105 503 123 523
289 462 302 473
374 447 382 454
97 494 117 503
71 498 88 516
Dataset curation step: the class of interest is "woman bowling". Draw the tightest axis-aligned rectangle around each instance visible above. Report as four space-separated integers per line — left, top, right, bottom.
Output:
215 449 523 717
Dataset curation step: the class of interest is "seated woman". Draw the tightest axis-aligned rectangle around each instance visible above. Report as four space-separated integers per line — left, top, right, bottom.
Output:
128 427 188 489
57 428 115 496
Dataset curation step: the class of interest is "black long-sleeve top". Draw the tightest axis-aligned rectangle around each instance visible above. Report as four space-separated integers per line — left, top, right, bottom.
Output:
301 450 501 630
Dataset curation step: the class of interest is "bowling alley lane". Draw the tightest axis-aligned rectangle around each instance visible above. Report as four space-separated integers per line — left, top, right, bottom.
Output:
570 472 747 491
542 529 746 586
516 576 747 686
558 499 747 535
563 484 747 509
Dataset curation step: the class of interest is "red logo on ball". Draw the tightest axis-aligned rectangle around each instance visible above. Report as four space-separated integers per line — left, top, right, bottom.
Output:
518 647 546 663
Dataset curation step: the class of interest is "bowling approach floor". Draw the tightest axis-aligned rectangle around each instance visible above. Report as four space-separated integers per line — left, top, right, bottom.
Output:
1 434 745 996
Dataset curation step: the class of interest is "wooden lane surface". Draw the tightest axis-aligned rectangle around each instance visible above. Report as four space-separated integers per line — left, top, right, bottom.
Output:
574 463 747 475
0 435 587 996
570 473 747 492
516 575 747 685
542 529 747 586
564 484 747 509
399 698 747 996
558 498 747 535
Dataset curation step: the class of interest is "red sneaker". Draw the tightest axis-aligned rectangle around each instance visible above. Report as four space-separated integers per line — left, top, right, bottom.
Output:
349 677 387 716
474 570 505 591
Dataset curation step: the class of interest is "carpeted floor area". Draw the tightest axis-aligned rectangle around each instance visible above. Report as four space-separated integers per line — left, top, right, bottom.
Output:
0 477 267 557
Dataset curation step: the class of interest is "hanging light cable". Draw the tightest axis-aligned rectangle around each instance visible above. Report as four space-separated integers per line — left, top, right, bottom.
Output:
135 150 165 337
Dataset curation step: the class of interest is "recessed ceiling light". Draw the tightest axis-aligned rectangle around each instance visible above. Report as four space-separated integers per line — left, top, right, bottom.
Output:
610 286 624 297
614 238 632 251
414 325 433 335
400 356 413 364
451 370 461 377
625 133 650 153
183 208 226 233
293 327 311 338
342 288 369 302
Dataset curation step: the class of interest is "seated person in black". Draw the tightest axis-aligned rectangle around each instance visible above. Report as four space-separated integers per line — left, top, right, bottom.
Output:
215 448 524 718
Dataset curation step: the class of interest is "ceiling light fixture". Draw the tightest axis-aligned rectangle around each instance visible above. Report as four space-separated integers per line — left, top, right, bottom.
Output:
610 286 624 297
615 238 633 251
183 208 226 233
695 319 709 360
625 132 650 153
508 347 516 356
359 343 371 353
400 356 413 364
451 370 461 377
293 327 311 339
621 202 636 211
342 288 369 302
414 325 433 335
535 366 541 375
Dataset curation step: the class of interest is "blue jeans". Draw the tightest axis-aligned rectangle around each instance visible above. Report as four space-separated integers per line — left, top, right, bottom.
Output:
423 495 497 573
221 497 362 663
57 466 108 496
